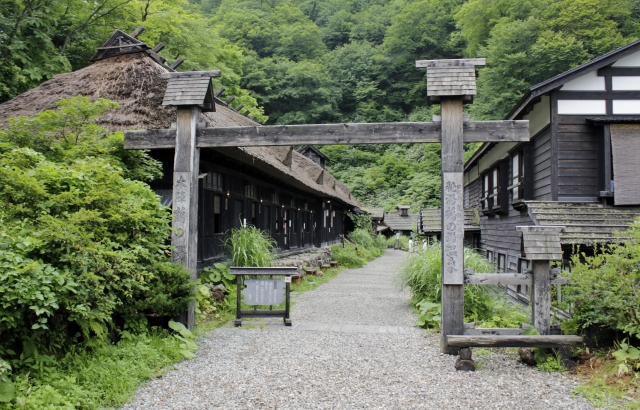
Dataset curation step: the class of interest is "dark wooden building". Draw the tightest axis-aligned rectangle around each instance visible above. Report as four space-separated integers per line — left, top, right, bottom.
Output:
418 208 480 248
381 206 419 237
463 38 640 292
0 28 363 269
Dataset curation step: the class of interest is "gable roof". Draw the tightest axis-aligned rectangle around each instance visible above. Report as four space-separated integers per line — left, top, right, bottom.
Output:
507 38 640 120
383 213 418 232
419 208 480 234
297 145 328 161
465 38 640 172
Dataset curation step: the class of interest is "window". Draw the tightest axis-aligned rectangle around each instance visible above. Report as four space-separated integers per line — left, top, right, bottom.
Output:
481 174 490 211
275 207 280 233
492 167 500 208
213 195 222 233
251 202 257 226
292 210 298 233
486 250 494 262
204 172 223 191
510 151 525 202
497 253 506 273
290 198 296 208
518 259 531 296
244 184 256 199
272 192 280 205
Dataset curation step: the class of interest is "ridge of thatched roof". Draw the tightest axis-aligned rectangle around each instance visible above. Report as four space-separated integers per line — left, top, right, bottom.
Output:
0 50 361 208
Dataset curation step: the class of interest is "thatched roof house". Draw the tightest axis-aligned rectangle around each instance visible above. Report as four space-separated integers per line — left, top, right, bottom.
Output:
0 28 362 261
0 30 360 210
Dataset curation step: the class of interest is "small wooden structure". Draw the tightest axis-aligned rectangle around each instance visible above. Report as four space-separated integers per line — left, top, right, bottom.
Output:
230 267 296 327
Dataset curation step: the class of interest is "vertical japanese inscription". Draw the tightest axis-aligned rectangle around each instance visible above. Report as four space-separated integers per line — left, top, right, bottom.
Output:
442 172 464 284
172 172 190 260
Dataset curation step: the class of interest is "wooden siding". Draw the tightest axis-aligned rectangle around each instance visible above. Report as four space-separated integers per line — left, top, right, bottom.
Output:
149 149 349 267
464 177 481 209
556 116 600 200
532 127 552 200
611 124 640 205
480 209 534 272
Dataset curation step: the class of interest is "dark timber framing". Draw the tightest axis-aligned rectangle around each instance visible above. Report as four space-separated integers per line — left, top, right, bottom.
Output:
125 61 531 351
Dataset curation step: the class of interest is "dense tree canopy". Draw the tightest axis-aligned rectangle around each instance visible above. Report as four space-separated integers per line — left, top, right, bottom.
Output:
2 0 640 210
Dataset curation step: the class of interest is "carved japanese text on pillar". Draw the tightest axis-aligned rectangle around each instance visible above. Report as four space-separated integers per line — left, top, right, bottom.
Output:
172 172 191 261
442 172 464 284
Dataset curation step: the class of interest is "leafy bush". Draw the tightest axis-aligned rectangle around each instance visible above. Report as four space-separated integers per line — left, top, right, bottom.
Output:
0 330 190 409
399 242 509 326
224 224 277 267
564 220 640 339
332 243 366 268
0 97 191 367
332 229 384 268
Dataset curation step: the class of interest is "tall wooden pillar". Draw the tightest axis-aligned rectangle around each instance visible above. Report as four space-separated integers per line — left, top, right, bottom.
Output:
532 260 551 335
172 106 201 330
440 98 465 354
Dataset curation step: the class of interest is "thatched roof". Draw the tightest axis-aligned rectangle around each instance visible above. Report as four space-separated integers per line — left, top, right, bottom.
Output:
0 51 361 208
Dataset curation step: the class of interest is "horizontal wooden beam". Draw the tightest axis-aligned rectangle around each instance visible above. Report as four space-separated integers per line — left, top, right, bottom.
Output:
124 129 176 149
416 58 486 68
446 335 583 348
123 120 529 150
463 328 523 336
159 70 222 79
464 273 569 285
230 267 298 276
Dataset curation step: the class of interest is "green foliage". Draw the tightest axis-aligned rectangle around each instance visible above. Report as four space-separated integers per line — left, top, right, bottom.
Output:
415 301 441 330
224 224 277 267
537 352 564 372
400 242 527 328
199 262 238 321
564 220 640 339
613 339 640 376
0 331 191 409
331 228 383 268
0 98 191 370
167 320 198 360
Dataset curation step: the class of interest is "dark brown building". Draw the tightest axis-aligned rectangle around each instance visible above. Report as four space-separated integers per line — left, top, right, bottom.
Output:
463 38 640 298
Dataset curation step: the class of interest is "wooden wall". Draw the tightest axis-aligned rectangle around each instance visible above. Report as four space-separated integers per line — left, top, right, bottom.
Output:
533 127 552 200
555 116 600 201
148 149 350 268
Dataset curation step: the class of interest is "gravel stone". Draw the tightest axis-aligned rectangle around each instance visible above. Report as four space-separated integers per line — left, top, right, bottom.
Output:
121 249 593 410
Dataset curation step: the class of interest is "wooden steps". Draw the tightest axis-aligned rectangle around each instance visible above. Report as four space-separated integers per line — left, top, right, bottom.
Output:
446 335 583 348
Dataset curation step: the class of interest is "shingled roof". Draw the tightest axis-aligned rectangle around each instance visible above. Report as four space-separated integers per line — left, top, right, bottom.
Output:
0 31 361 209
419 208 480 234
526 201 640 245
383 213 419 232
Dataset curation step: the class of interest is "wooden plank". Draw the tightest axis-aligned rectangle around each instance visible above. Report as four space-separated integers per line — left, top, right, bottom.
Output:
160 70 222 79
532 260 551 335
465 273 532 285
172 107 201 330
464 328 523 336
169 58 184 70
447 335 583 348
124 129 176 149
230 267 298 275
440 98 465 355
152 43 165 53
130 25 145 38
123 120 529 150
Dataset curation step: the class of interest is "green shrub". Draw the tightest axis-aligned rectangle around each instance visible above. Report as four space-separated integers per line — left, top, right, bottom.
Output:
224 224 277 267
564 220 640 338
332 243 366 268
0 97 191 368
399 242 499 325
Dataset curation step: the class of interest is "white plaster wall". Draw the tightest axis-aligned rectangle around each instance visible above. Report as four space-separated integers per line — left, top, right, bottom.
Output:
477 142 517 173
613 51 640 67
559 70 605 91
612 76 640 90
464 163 479 185
523 95 550 136
557 100 606 115
613 100 640 114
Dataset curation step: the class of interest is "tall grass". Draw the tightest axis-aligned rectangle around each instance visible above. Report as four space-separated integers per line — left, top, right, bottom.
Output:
224 224 277 267
332 229 384 268
399 242 497 323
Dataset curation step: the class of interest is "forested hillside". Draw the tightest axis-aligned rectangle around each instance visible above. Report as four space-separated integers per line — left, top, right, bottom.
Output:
3 0 640 210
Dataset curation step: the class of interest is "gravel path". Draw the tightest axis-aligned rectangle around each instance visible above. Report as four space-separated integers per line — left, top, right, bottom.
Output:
122 249 592 409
